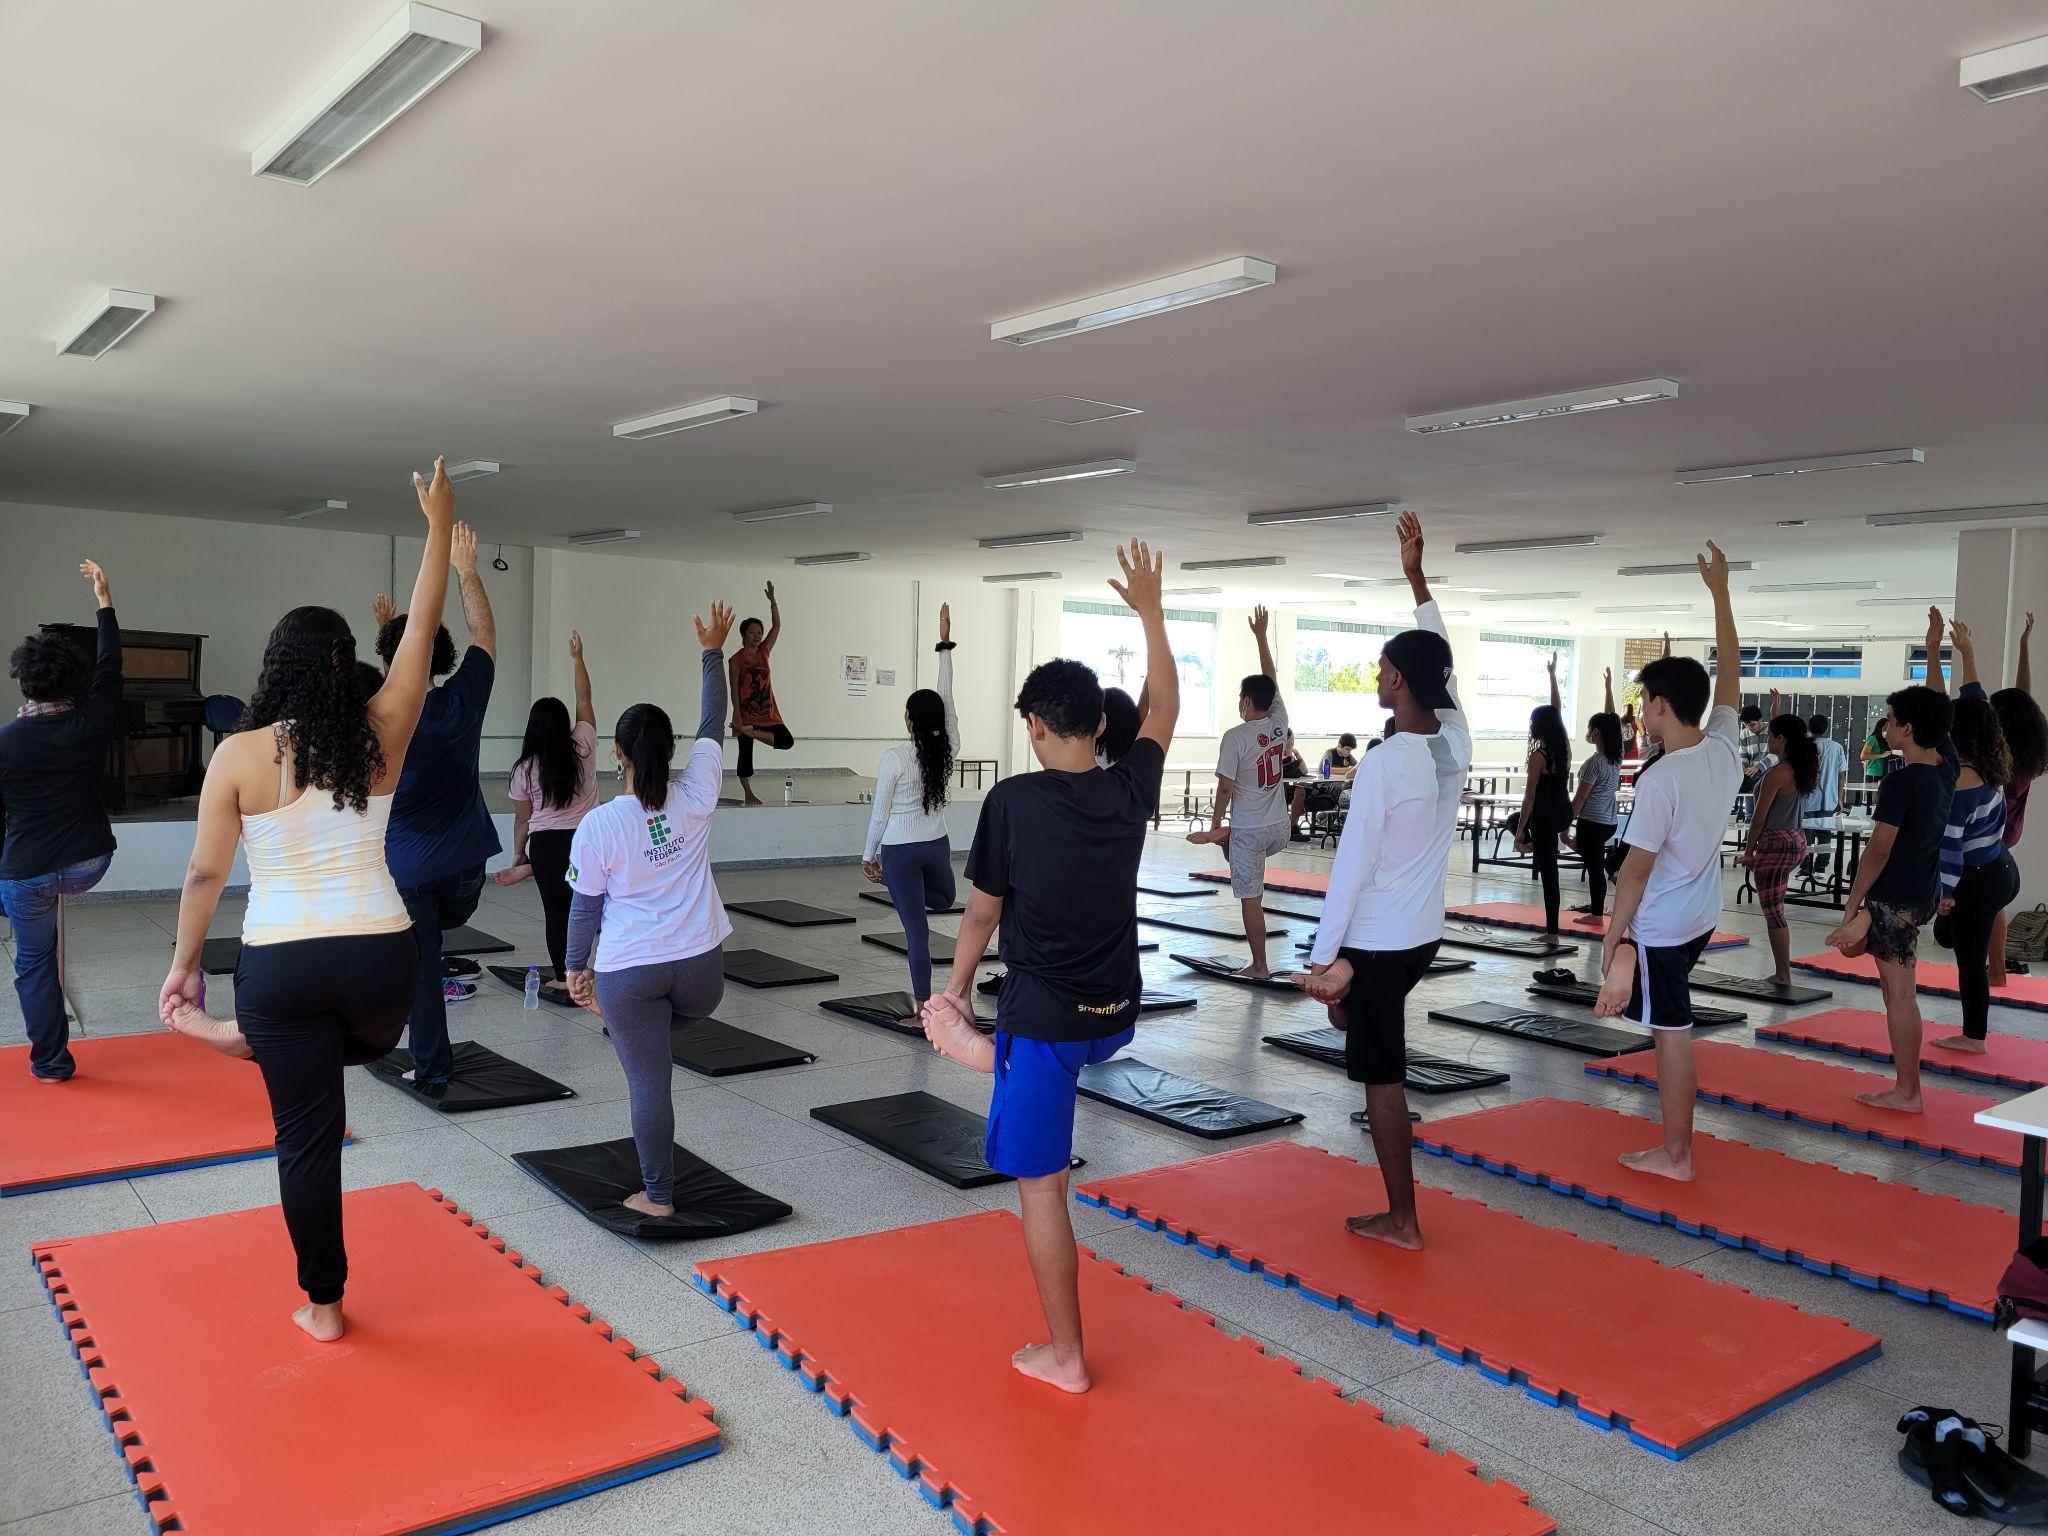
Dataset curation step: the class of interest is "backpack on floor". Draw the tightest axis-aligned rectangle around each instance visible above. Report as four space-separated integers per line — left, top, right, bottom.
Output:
2008 904 2048 965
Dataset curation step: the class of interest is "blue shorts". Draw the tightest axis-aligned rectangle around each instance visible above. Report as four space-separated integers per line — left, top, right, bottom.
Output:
984 1028 1135 1179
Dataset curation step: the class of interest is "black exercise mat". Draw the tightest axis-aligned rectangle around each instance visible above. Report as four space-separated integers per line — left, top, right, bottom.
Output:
486 964 580 1008
1351 1108 1423 1125
1437 924 1580 959
726 899 856 928
975 973 1196 1013
1688 967 1833 1006
1135 883 1216 900
1260 1029 1509 1093
858 889 965 915
511 1137 792 1239
1525 978 1746 1028
820 991 990 1037
443 925 513 956
862 930 997 962
671 1018 816 1076
363 1040 576 1111
200 935 240 975
1172 953 1309 990
1290 941 1475 978
723 948 838 988
1426 1000 1653 1057
810 1091 1013 1188
1075 1057 1303 1138
1141 914 1291 942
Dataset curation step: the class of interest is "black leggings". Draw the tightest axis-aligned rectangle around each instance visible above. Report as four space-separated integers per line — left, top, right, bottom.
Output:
235 930 418 1304
736 724 795 780
1949 850 2022 1040
527 829 574 979
1576 818 1616 917
1527 810 1569 933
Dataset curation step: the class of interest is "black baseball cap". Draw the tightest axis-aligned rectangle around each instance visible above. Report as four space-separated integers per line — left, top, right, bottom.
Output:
1381 629 1455 710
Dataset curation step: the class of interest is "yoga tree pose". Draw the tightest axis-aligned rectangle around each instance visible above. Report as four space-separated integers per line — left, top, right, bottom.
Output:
730 581 793 806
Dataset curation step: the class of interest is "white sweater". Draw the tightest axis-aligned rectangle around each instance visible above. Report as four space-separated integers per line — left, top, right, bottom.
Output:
863 650 959 860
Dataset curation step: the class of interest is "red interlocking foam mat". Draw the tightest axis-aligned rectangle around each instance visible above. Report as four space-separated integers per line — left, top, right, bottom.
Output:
1076 1142 1878 1458
1448 903 1750 949
1758 1007 2048 1090
1792 949 2048 1013
0 1034 316 1197
1589 1039 2020 1170
1417 1097 2014 1319
1192 866 1329 895
33 1182 720 1535
695 1210 1553 1534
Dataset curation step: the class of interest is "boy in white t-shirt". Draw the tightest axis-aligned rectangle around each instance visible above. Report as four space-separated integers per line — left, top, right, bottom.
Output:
1593 542 1744 1181
1188 606 1290 977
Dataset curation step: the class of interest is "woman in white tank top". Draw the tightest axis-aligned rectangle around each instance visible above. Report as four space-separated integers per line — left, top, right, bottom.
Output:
158 461 462 1346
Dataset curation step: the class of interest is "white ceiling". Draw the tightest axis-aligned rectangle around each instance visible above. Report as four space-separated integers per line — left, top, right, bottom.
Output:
3 0 2045 635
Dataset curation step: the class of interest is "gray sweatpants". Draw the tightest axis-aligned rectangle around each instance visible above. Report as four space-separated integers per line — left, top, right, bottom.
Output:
592 948 725 1204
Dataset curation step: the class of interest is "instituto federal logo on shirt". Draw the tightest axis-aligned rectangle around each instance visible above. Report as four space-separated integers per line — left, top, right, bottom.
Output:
647 812 671 846
642 810 686 867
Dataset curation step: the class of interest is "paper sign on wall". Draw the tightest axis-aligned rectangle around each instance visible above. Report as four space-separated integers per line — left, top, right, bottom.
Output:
843 654 870 699
876 669 896 686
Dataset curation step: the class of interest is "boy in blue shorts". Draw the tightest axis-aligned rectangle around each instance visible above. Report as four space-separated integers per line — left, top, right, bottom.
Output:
922 537 1177 1394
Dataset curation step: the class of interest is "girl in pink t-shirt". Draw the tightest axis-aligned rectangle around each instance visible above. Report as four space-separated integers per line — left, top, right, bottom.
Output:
496 630 598 1002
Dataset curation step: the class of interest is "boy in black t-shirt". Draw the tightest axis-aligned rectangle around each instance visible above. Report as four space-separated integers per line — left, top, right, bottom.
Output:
923 538 1177 1395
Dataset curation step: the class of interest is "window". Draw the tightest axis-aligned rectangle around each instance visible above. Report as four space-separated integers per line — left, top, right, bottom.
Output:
1471 632 1572 741
1710 643 1864 681
1907 645 1953 684
1291 617 1398 737
1060 600 1218 733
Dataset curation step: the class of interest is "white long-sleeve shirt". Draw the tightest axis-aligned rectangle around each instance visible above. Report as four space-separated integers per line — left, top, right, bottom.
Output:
864 649 959 860
1309 601 1473 964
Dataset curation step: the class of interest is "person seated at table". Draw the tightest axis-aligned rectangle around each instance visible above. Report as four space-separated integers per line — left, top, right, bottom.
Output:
1320 734 1359 778
1281 729 1306 781
1291 733 1357 838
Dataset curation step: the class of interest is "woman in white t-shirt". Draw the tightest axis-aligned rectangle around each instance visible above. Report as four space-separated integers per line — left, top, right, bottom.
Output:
563 604 735 1218
861 603 960 1014
495 629 599 1002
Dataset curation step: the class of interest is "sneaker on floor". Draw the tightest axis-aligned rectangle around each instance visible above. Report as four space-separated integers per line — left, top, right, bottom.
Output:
443 955 480 979
443 978 478 1004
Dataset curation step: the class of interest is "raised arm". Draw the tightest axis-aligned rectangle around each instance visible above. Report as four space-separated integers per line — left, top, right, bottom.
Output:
1250 605 1277 683
936 601 959 750
367 462 456 761
761 581 782 656
1547 652 1560 713
1923 606 1946 695
2021 613 2035 696
1662 631 1672 658
569 629 594 727
1397 510 1465 723
78 560 123 731
695 604 733 742
452 524 495 660
1603 666 1614 716
1701 540 1739 712
1113 539 1177 752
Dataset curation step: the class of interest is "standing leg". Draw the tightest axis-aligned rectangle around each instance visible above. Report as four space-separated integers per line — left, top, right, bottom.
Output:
242 1006 352 1339
1860 944 1926 1111
1939 855 2018 1051
924 837 958 912
1338 947 1429 1248
1532 831 1562 935
1014 1171 1088 1391
527 831 575 981
1992 909 2011 988
1618 1027 1699 1178
398 881 453 1088
1241 896 1269 977
595 964 680 1215
0 876 70 1081
880 842 934 1006
1579 820 1612 917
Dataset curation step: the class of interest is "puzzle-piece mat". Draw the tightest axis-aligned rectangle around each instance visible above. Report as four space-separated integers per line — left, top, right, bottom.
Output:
1449 903 1749 949
1793 949 2048 1013
1757 1007 2048 1090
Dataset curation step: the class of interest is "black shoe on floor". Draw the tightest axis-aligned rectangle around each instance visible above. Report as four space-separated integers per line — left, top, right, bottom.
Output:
1898 1406 2048 1524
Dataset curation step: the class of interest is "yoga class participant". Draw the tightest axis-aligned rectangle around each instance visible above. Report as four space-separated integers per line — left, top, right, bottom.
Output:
1095 683 1149 768
1738 703 1770 789
0 560 121 1082
1811 715 1849 816
1736 714 1819 986
730 581 793 806
158 462 456 1343
1592 541 1744 1181
1936 619 2020 1053
1979 612 2040 985
1295 510 1467 1251
919 538 1175 1394
1827 607 1957 1112
375 522 499 1092
1187 605 1289 976
564 603 736 1219
862 603 960 1014
1565 709 1623 919
1512 653 1573 939
495 629 599 1003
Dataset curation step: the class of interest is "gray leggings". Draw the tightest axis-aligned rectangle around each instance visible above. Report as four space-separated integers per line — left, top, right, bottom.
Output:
592 948 725 1204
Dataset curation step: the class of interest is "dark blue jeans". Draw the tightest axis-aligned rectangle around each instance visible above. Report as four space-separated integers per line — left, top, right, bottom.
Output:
0 853 114 1080
397 863 486 1086
880 836 957 1001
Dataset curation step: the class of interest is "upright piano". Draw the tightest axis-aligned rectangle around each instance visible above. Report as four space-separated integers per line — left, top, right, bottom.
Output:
39 624 208 811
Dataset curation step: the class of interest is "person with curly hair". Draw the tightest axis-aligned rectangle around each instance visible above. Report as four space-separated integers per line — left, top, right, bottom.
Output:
861 602 960 1018
0 560 122 1081
1937 617 2024 1047
156 461 458 1344
1979 612 2042 985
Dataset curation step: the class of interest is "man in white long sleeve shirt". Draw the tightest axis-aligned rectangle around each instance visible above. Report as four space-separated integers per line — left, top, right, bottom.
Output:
1298 511 1471 1251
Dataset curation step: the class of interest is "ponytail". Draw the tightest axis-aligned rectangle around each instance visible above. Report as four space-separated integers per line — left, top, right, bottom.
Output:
614 703 676 812
1770 713 1819 797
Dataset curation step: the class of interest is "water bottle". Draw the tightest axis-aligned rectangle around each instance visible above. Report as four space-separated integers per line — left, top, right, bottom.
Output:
523 966 541 1012
783 773 795 806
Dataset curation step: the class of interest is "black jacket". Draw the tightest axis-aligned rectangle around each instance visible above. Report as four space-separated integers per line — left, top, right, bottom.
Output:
0 608 122 881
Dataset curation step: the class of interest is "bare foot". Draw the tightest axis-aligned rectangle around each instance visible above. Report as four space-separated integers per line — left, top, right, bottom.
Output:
741 792 763 808
1931 1034 1989 1054
922 996 995 1071
1011 1342 1091 1394
1345 1211 1424 1250
1230 964 1272 982
1856 1086 1924 1113
293 1302 346 1343
622 1191 675 1218
1618 1146 1695 1181
165 1002 254 1060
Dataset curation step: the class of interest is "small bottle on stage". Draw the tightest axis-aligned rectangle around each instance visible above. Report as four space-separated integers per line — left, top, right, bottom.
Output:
783 773 795 806
523 967 541 1012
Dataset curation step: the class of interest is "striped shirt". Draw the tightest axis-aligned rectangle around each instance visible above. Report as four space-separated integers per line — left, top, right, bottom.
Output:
1940 779 2008 896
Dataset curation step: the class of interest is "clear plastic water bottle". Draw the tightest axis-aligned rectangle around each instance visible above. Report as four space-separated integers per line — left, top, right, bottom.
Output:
783 773 795 806
523 966 541 1012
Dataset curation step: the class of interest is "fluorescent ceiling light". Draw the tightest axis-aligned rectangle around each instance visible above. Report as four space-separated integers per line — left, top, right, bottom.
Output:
1617 561 1754 577
1676 448 1923 485
1278 598 1354 608
252 3 483 185
1594 603 1692 615
444 459 501 482
1180 555 1285 572
1246 502 1400 528
979 530 1083 549
991 257 1275 346
1405 378 1677 435
732 502 830 524
1314 572 1371 582
983 571 1062 583
613 396 758 440
982 458 1134 490
793 551 870 566
1748 580 1880 593
1453 533 1604 555
1961 34 2048 101
0 401 29 437
569 529 641 546
1000 395 1143 425
1867 502 2048 528
59 289 156 358
1164 587 1222 597
1478 591 1582 603
1856 595 1954 607
286 499 349 521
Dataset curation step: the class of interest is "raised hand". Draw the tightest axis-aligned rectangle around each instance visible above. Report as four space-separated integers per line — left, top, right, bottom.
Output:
764 580 777 605
568 628 584 659
1926 605 1945 653
1949 617 1973 654
1249 604 1269 638
372 593 397 628
939 602 951 644
1604 666 1612 685
2028 612 2037 639
413 456 454 525
79 559 111 608
695 600 736 650
1107 537 1163 616
1696 539 1730 593
450 521 479 577
1546 653 1558 678
1396 509 1425 577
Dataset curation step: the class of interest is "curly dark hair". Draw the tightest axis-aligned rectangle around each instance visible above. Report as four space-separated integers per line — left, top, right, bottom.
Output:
1015 658 1103 741
904 688 954 812
1952 696 2012 788
375 614 456 678
1993 687 2048 781
8 631 89 704
240 606 383 812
